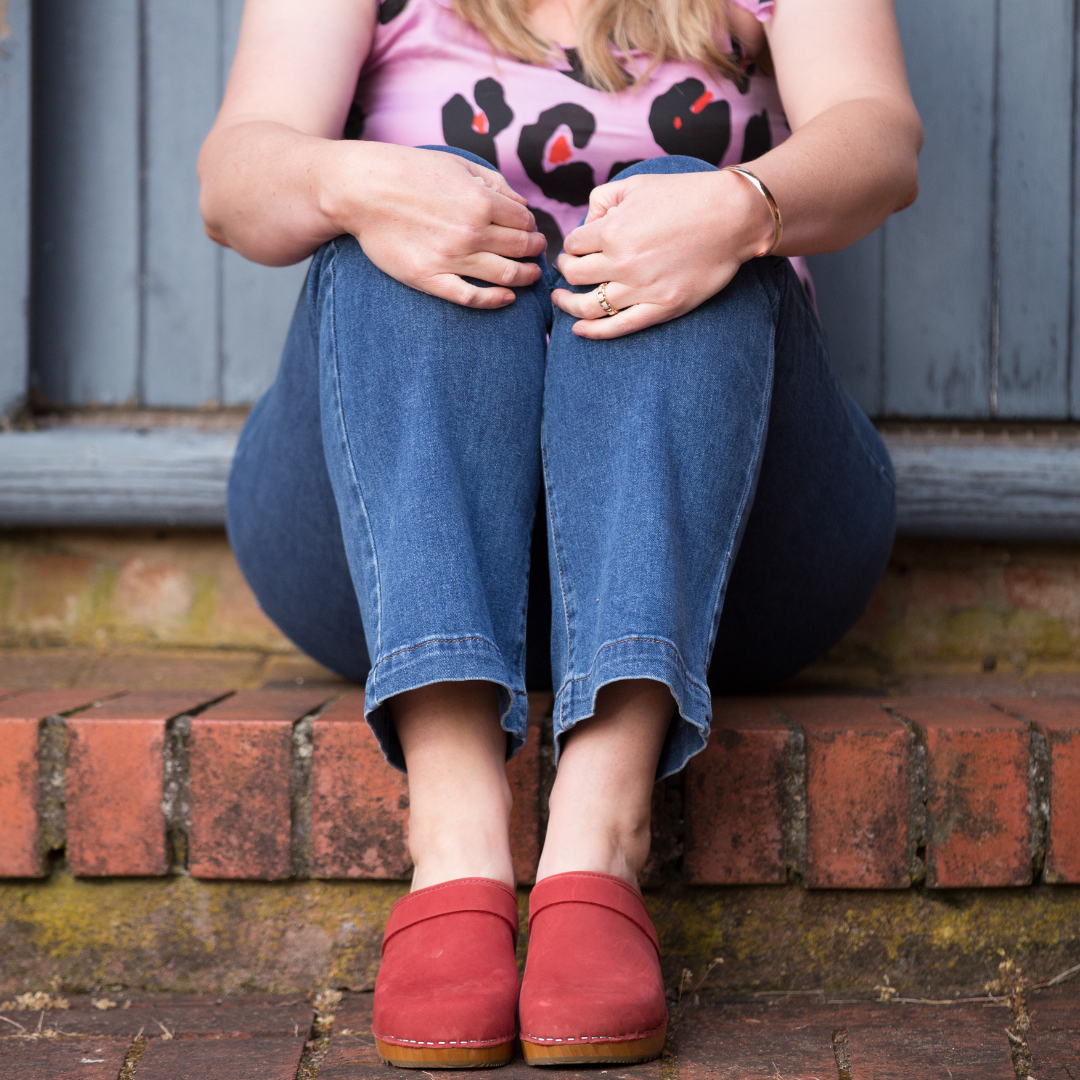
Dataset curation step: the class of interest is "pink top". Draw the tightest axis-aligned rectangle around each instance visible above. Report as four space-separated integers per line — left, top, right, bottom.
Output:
353 0 808 287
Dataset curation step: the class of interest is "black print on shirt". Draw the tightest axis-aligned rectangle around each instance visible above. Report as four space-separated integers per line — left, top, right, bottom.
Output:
740 108 771 162
607 160 644 182
558 47 631 90
378 0 408 23
441 79 514 168
517 103 596 205
342 103 366 141
529 205 564 255
648 78 731 165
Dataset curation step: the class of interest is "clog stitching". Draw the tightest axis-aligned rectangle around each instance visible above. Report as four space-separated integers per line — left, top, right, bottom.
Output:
373 1026 517 1046
521 1020 667 1042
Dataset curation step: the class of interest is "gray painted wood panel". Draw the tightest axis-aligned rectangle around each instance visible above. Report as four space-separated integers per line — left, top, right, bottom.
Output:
217 0 309 406
807 231 884 417
144 0 223 407
881 0 996 417
31 1 141 406
995 0 1073 418
0 428 236 527
9 427 1080 540
0 0 30 417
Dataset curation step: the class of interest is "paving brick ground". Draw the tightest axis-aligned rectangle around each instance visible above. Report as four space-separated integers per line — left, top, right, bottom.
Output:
2 989 1075 1079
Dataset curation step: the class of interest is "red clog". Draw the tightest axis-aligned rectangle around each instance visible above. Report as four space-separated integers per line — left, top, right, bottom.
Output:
518 871 668 1065
372 877 521 1068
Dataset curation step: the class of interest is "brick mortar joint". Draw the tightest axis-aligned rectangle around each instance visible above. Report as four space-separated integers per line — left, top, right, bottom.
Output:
776 707 807 883
1029 727 1050 883
291 714 315 879
37 714 67 861
162 713 191 872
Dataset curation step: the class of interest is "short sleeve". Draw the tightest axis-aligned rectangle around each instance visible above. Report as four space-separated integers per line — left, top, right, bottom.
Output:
729 0 774 22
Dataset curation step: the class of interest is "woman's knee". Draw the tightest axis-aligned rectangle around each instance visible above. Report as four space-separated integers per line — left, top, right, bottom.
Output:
608 155 718 182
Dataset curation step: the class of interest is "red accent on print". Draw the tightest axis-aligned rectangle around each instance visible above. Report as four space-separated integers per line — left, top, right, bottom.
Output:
471 111 488 134
548 134 573 164
690 91 714 114
673 115 683 130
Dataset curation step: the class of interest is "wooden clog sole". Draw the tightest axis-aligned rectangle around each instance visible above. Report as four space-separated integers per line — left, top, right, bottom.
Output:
521 1030 667 1066
375 1038 515 1069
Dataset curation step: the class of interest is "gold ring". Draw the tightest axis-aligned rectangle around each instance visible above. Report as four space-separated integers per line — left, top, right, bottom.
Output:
596 282 619 317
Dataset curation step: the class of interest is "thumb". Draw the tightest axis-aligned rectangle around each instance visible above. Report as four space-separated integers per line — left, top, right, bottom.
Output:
582 179 630 225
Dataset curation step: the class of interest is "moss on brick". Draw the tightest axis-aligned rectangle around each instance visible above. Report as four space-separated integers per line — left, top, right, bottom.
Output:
2 872 1077 998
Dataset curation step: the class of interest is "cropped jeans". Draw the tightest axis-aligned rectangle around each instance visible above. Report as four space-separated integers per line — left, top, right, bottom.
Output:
227 148 897 779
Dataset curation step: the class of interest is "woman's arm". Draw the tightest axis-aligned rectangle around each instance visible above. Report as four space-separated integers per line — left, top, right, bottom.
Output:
553 0 921 336
198 0 543 305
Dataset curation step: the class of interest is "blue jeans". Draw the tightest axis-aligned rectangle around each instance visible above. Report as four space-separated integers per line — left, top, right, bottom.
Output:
227 149 896 779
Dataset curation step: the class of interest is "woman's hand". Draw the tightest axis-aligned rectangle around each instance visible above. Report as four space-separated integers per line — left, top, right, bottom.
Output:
323 142 546 308
551 169 774 338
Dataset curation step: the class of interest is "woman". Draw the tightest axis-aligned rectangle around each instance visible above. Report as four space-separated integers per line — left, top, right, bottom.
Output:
200 0 920 1067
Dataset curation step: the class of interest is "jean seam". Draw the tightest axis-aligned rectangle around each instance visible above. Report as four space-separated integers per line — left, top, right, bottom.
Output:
326 240 385 689
553 634 711 703
701 270 777 672
541 432 575 724
375 633 501 666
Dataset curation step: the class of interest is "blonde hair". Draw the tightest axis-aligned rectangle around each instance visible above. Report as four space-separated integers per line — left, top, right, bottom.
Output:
450 0 742 93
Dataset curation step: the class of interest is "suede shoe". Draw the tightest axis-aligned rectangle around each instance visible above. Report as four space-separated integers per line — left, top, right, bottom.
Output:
373 877 520 1068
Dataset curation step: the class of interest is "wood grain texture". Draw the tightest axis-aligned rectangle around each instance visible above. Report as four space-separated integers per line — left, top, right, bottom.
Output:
996 0 1073 418
807 231 883 416
144 0 223 407
9 429 1080 539
883 0 995 418
31 1 141 406
0 428 237 527
0 0 31 416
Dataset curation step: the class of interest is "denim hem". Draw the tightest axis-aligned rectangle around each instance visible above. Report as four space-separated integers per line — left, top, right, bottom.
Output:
552 636 712 780
364 635 529 772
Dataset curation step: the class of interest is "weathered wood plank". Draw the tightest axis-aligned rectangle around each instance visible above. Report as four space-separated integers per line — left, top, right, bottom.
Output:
144 0 223 407
218 0 309 405
996 0 1073 418
0 0 31 417
807 231 884 416
221 252 309 405
883 0 995 417
0 429 237 527
31 1 141 406
7 428 1080 540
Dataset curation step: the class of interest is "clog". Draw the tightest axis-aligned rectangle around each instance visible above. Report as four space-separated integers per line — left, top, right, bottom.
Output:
519 871 668 1065
372 877 521 1068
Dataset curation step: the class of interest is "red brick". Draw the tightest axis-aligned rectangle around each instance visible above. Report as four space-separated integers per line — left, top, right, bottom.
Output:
311 690 411 880
135 1036 305 1080
506 692 550 885
781 696 911 889
188 689 333 879
0 690 118 877
0 1037 133 1080
886 697 1031 887
991 695 1080 883
846 1003 1016 1078
683 698 788 885
676 999 838 1080
66 692 225 877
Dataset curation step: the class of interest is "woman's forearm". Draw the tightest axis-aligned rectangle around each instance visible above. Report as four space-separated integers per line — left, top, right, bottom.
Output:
198 121 372 266
750 95 922 257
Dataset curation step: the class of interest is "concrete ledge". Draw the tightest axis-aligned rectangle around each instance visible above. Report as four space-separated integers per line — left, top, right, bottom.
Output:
5 426 1080 538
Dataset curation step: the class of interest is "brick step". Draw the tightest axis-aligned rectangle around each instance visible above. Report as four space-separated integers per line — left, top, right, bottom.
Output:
1 688 1077 889
0 988 1075 1079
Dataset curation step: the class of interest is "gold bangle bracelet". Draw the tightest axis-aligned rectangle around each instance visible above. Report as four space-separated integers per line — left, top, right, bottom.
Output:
721 165 783 257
